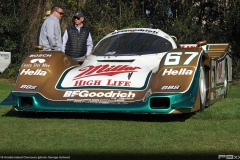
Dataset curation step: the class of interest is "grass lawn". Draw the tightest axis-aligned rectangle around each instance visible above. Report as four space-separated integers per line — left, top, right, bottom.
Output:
0 79 239 160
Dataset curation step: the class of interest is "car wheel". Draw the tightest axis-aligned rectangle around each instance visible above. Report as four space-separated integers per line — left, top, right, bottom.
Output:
199 61 206 111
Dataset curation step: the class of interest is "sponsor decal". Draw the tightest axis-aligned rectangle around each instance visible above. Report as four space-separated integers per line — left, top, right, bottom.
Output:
30 59 46 63
74 64 141 80
73 79 131 86
106 79 131 86
162 68 193 76
21 63 31 68
74 80 102 86
21 59 50 68
68 99 131 104
20 85 37 90
58 65 152 90
63 90 135 99
161 85 180 90
111 29 159 35
29 54 52 57
20 69 47 76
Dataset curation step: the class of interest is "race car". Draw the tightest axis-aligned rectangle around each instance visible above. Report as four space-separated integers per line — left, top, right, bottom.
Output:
0 28 232 114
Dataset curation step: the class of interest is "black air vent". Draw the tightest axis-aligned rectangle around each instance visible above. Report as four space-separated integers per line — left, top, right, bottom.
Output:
20 97 33 107
150 97 170 109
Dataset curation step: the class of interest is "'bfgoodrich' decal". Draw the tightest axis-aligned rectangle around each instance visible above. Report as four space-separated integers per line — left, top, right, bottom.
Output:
63 90 135 98
63 90 136 103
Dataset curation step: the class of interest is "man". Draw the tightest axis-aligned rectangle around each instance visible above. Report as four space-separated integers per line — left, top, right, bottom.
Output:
39 5 63 51
36 10 51 45
62 12 93 60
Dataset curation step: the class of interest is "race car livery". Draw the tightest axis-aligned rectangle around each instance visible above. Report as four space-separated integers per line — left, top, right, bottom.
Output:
0 28 232 114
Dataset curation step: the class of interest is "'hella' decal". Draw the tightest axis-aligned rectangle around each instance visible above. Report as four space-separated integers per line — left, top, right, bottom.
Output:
162 68 193 76
74 65 141 80
20 69 47 76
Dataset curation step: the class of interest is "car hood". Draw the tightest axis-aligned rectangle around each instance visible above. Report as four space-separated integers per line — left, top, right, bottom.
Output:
56 55 165 90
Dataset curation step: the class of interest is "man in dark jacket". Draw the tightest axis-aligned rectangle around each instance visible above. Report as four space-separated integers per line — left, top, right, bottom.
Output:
62 12 93 60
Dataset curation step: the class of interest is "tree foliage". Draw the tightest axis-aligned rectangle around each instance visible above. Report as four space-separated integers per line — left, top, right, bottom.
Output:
0 0 240 80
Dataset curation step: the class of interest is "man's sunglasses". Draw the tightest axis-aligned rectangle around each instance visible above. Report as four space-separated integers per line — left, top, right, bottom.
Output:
74 16 81 20
56 11 63 15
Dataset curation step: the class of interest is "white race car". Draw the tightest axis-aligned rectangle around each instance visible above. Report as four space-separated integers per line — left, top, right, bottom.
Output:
0 28 232 114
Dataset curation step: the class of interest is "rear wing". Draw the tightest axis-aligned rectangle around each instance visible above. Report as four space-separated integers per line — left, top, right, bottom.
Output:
180 43 230 58
0 51 11 73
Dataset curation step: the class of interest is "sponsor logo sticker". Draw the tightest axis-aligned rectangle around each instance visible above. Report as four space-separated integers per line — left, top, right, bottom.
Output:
21 59 50 68
29 54 52 57
20 85 38 90
30 59 46 63
19 69 47 76
63 90 135 99
161 85 180 90
162 68 193 76
74 64 141 80
73 79 131 87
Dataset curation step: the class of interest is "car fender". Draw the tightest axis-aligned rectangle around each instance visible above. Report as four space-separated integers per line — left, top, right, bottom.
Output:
152 48 204 93
12 51 78 97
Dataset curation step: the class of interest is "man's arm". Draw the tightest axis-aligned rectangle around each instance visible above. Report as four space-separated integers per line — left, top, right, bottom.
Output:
62 29 68 53
86 33 93 56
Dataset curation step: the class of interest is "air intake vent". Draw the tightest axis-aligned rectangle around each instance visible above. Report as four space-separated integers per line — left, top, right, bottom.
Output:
150 97 170 109
20 97 33 107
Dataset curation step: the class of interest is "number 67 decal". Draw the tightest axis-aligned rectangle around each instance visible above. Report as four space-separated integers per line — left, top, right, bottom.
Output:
164 52 199 65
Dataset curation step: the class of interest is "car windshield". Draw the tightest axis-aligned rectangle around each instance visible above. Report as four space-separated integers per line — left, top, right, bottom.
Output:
92 33 173 56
